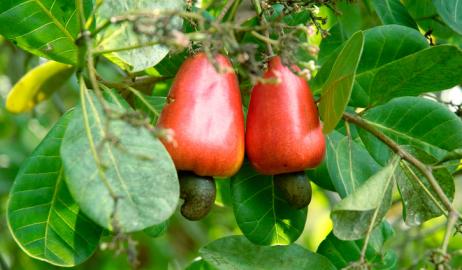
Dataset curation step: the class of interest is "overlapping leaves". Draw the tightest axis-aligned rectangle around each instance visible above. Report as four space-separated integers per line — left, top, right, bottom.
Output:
432 0 462 35
7 110 102 267
61 89 179 232
199 236 336 270
395 146 455 226
95 0 184 72
352 45 462 107
331 157 399 240
325 130 381 198
371 0 418 29
318 31 364 133
404 0 460 39
318 222 397 269
0 0 92 64
358 97 462 164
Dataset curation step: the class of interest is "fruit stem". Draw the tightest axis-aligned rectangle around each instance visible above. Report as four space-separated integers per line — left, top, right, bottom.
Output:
217 0 238 22
252 0 274 56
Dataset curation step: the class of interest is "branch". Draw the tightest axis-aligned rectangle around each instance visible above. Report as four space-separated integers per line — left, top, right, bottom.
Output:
97 75 171 92
251 31 278 45
343 111 461 258
217 0 238 22
343 112 457 214
252 0 274 55
76 0 109 114
442 211 458 254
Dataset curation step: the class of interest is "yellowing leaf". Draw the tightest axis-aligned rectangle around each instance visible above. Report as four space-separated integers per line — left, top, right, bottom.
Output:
6 61 74 113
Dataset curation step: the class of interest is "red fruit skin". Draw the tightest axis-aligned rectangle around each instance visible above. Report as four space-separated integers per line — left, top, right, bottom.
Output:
157 53 245 177
245 56 325 175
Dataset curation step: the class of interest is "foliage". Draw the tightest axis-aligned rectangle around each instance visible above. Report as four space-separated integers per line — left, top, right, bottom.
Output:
0 0 462 269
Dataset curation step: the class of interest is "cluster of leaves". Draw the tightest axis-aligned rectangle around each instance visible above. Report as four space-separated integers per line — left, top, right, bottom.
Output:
1 0 462 269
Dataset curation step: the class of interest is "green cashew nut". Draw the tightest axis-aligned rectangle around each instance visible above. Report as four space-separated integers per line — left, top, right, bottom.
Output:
179 172 216 221
274 171 312 209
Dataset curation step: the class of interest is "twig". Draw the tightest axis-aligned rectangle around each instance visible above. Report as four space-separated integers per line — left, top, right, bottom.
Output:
98 75 171 91
251 31 278 45
343 112 457 215
252 0 274 55
343 112 461 257
126 86 160 117
217 0 237 22
442 211 458 254
78 75 117 199
76 0 109 114
76 0 126 235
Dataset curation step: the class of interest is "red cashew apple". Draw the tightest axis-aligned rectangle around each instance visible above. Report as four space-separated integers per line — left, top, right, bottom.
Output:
157 53 245 177
245 56 325 176
157 52 245 220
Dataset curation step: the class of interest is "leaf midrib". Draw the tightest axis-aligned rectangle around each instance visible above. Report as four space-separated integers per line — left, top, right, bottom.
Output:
44 167 64 262
33 0 74 42
85 89 136 206
384 0 397 22
364 118 445 154
365 158 398 223
327 135 349 197
270 179 280 244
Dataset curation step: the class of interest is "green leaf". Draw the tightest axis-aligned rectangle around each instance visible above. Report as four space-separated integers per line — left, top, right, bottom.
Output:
371 0 418 29
395 146 454 226
215 178 232 207
7 110 102 267
317 23 349 66
432 0 462 35
154 51 189 76
315 25 428 98
306 159 336 192
317 222 397 270
354 45 462 107
326 131 381 198
144 219 169 238
0 0 91 64
367 221 396 253
230 162 307 245
200 235 336 270
134 94 166 125
96 0 184 72
102 88 132 109
357 25 427 73
311 46 340 94
316 0 373 67
313 23 351 93
335 1 365 37
350 25 429 106
61 90 179 232
358 97 462 164
319 31 364 133
332 157 399 240
440 148 462 162
404 0 459 39
186 259 217 270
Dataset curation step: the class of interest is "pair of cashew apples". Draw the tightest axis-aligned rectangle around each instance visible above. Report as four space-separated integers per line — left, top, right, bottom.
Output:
157 53 325 220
